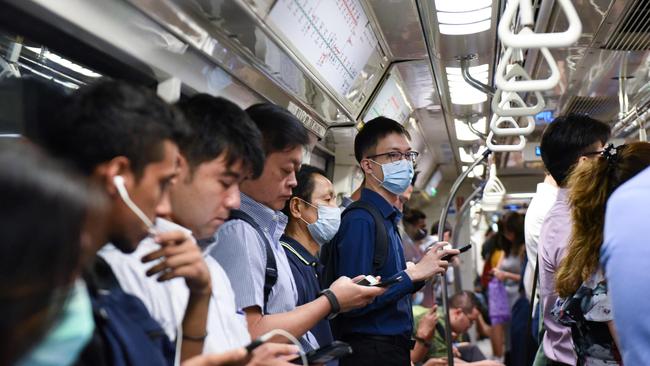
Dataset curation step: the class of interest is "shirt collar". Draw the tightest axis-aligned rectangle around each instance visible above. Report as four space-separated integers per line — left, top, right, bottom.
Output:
360 188 400 221
240 192 288 244
556 187 569 202
280 235 318 267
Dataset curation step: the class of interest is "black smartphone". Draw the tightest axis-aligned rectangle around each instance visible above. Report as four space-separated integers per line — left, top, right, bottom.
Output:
290 341 353 364
373 275 404 288
355 275 378 286
440 244 472 261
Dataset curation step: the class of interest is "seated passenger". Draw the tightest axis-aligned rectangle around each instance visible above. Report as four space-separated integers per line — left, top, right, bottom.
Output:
209 104 383 350
99 95 265 353
554 142 650 365
323 117 457 366
601 147 650 365
537 114 611 365
0 142 105 366
412 291 502 366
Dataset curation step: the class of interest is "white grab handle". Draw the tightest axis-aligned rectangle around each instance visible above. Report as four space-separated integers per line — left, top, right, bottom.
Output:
492 65 545 116
490 109 535 136
495 43 560 91
486 116 526 151
498 0 582 48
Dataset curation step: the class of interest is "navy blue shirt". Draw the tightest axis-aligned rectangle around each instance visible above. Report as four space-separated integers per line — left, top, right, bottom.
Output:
281 235 335 348
330 188 416 338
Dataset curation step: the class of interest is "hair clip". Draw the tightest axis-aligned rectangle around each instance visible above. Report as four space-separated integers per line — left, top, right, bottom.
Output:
602 143 625 165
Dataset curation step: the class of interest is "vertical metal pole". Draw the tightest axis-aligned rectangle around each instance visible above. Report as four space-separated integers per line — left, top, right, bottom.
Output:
450 185 484 293
437 150 491 366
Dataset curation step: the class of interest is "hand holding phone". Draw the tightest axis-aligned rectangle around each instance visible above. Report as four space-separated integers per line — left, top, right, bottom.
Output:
356 275 403 288
290 341 353 364
440 244 472 262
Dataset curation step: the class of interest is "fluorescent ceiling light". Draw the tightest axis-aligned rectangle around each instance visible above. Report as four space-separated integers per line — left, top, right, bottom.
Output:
439 20 492 35
25 47 102 78
446 65 489 105
462 164 485 178
437 6 492 24
436 0 493 35
454 118 486 141
435 0 492 12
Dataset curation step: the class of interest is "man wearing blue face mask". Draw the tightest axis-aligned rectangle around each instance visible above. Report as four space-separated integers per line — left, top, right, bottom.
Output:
281 165 340 362
323 117 458 366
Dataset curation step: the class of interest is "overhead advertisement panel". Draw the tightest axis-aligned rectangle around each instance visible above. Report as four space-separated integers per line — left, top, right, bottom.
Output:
363 73 413 124
268 0 378 96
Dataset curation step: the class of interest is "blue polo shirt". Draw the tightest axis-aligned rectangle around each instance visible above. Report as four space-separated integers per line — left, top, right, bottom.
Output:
329 188 416 338
601 166 650 366
280 235 334 349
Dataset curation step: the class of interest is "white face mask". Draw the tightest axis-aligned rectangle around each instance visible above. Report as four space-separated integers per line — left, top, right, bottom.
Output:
299 199 341 246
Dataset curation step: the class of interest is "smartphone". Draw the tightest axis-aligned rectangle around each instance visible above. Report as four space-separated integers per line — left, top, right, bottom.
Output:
355 275 379 286
440 244 472 262
373 275 404 288
290 341 353 364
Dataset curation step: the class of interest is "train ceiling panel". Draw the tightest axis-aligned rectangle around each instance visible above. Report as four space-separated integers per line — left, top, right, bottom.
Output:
601 0 650 51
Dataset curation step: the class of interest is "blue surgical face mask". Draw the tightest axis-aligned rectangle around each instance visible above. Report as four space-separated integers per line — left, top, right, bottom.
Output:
370 159 414 195
17 280 95 366
300 199 341 246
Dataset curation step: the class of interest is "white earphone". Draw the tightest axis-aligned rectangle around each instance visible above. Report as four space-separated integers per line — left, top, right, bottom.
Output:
113 175 157 235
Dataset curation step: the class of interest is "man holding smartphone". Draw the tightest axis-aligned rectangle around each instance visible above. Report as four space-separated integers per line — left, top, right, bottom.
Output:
324 117 458 366
280 165 340 360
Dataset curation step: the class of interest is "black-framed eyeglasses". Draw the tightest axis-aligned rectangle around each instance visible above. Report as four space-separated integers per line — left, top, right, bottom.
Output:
581 150 604 157
366 151 419 163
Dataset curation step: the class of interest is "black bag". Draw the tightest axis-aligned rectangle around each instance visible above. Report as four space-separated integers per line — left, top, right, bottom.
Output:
320 200 388 289
228 209 278 314
76 257 174 366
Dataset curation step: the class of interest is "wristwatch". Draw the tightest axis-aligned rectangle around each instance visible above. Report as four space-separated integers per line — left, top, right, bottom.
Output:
414 335 432 348
319 288 340 319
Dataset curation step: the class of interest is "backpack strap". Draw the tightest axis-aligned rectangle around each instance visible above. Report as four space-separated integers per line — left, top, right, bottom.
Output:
228 209 278 314
343 201 389 274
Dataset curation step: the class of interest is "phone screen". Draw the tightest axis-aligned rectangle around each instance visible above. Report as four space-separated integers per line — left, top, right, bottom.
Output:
290 341 352 364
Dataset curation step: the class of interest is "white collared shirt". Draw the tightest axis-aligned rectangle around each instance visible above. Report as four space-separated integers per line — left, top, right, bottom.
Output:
99 218 250 354
523 182 558 304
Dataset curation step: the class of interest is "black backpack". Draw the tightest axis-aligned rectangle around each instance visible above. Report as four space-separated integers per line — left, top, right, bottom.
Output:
228 209 278 314
320 200 388 289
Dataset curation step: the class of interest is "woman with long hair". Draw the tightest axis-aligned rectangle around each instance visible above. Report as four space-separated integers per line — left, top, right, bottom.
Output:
554 142 650 365
488 212 525 361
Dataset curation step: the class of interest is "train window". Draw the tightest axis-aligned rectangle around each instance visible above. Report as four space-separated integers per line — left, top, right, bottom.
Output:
0 31 102 137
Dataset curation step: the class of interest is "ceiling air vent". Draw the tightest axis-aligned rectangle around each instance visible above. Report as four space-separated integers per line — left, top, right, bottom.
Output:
602 0 650 51
561 95 620 121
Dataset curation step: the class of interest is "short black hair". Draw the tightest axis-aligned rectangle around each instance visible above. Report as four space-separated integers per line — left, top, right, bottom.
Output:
246 103 310 154
282 164 327 217
540 114 611 186
431 220 452 236
176 94 265 179
0 141 101 365
449 291 477 313
403 208 426 225
354 117 410 163
38 79 191 178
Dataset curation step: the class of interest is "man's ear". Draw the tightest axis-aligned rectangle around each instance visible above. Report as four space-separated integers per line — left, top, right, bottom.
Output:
288 197 302 219
94 156 132 196
360 159 374 175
